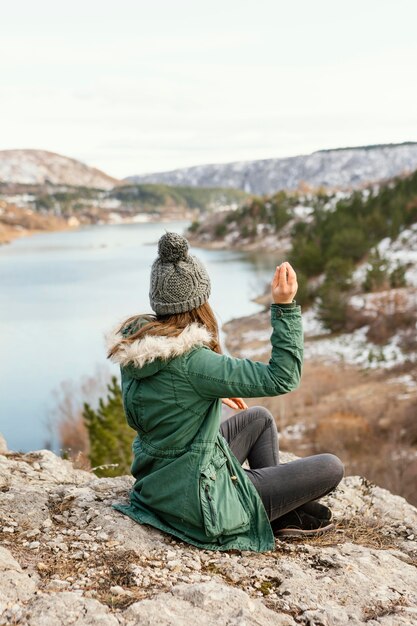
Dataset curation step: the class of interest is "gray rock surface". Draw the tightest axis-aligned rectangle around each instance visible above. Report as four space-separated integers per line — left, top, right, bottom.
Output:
0 432 7 454
0 442 416 625
124 580 294 625
0 547 39 605
22 592 119 626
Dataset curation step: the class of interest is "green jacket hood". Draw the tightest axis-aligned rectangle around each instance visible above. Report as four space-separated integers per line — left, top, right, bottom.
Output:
106 321 213 379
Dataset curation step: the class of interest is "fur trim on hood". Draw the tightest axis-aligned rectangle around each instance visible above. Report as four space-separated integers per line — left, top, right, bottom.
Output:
106 322 212 369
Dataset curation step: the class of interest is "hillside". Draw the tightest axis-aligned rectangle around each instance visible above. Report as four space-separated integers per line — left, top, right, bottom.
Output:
188 169 417 286
0 200 71 245
109 183 247 212
0 181 248 245
223 281 417 508
189 169 417 508
0 150 119 190
1 437 416 625
127 142 417 195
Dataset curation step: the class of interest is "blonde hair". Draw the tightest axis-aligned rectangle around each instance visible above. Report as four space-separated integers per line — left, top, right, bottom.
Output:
107 301 221 360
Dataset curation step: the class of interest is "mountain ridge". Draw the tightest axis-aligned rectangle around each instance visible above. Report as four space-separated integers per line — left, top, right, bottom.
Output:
0 149 119 190
3 143 417 195
127 142 417 195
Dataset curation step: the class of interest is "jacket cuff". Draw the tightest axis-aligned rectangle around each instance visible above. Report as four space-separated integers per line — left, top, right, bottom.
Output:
271 302 301 319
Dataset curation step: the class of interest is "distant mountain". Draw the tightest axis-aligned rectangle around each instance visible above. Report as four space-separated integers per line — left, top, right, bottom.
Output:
126 142 417 195
0 149 119 190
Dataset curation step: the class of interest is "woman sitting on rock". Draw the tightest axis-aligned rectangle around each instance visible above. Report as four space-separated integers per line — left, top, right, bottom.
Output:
107 232 344 552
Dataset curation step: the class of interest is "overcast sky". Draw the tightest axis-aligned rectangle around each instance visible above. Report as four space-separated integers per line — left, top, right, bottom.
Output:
1 0 417 178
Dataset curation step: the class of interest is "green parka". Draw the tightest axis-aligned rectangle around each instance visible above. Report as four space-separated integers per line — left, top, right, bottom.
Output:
107 304 303 552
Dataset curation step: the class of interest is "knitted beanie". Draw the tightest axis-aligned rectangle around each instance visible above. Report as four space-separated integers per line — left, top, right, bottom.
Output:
149 232 211 315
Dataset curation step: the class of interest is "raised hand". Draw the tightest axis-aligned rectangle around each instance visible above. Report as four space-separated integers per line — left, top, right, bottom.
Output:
271 262 298 304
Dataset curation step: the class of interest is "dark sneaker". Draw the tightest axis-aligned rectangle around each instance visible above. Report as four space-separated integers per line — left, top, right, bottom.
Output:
272 509 334 537
298 501 333 522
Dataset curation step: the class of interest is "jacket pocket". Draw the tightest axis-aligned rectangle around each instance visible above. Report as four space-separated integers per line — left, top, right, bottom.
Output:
199 455 250 538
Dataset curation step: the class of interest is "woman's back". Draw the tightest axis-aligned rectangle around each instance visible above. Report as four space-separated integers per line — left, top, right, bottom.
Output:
108 232 342 550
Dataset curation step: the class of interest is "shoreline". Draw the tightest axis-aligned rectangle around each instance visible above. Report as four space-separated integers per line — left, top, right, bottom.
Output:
0 212 192 247
0 201 76 246
0 222 75 246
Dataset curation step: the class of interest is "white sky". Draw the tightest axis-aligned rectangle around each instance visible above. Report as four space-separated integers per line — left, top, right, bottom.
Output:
1 0 417 178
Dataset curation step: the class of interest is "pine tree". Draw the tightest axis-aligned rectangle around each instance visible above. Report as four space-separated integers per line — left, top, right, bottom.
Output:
83 376 134 478
389 263 407 289
317 284 348 333
363 251 389 292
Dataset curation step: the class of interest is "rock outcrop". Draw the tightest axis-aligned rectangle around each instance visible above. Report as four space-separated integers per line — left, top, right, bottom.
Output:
1 440 416 625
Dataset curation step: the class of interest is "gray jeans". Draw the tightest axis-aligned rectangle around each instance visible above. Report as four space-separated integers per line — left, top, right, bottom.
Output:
220 406 344 522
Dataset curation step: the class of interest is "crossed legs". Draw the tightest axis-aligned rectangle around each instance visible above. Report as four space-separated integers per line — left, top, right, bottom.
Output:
220 406 344 522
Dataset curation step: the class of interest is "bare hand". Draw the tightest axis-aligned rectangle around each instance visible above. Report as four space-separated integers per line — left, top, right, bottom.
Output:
222 398 248 410
271 262 298 304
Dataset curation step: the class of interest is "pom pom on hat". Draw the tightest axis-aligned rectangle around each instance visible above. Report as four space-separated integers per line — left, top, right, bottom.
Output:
158 232 189 263
149 232 211 315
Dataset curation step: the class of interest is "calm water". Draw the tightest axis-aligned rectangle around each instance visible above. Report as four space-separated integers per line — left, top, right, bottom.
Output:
0 221 278 452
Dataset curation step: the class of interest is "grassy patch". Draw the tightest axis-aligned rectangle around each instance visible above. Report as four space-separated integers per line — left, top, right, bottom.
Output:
363 597 409 622
3 451 43 464
275 515 398 551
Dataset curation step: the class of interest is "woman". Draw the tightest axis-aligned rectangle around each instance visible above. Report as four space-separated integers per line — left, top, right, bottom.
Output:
107 232 343 552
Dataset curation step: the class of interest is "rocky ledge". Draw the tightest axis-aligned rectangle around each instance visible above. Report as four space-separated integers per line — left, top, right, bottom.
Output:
0 437 417 626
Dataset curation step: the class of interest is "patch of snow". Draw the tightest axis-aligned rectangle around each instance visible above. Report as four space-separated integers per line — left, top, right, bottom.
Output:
131 213 157 223
304 325 416 370
387 374 417 389
293 205 314 219
239 346 269 359
348 288 417 317
302 306 331 337
354 224 417 288
352 262 368 286
281 422 307 440
224 231 240 244
241 329 271 343
1 193 36 207
97 198 121 210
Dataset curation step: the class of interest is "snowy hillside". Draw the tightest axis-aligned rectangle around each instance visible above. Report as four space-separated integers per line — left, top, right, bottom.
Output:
127 142 417 195
0 150 119 189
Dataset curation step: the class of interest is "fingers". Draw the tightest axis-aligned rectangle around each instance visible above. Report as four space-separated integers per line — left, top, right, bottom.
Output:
271 261 298 304
280 261 297 283
285 262 296 283
272 262 295 286
222 398 248 410
278 263 287 287
233 398 248 410
222 398 239 410
271 265 281 289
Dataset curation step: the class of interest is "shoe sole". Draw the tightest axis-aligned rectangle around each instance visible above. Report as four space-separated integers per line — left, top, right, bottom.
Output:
275 522 335 538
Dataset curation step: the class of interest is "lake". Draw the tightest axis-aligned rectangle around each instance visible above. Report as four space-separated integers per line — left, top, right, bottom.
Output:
0 221 279 452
